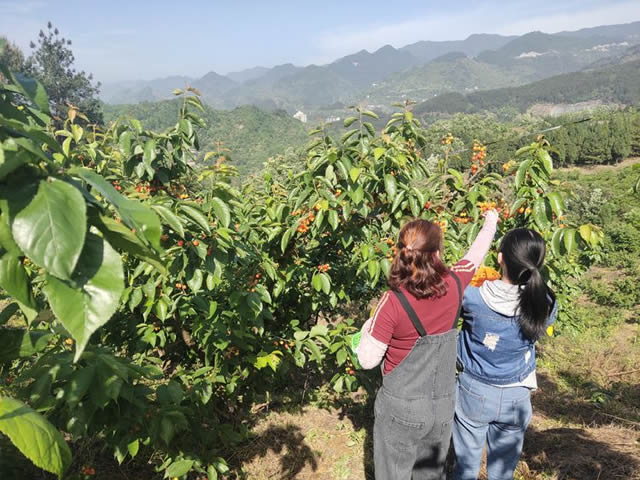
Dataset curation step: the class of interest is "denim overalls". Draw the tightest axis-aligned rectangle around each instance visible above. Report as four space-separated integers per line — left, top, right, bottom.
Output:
373 274 461 480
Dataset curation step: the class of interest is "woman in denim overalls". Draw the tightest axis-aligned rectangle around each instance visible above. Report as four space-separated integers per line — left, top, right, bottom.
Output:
356 211 498 479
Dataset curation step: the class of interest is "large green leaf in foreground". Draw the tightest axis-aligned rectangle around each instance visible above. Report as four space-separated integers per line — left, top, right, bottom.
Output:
0 396 71 478
43 232 124 361
9 178 86 281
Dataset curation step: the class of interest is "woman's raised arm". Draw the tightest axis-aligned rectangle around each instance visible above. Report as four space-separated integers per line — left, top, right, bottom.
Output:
462 210 499 268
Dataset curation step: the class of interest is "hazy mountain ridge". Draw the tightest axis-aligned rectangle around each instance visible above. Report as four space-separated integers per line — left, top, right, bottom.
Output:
100 21 640 111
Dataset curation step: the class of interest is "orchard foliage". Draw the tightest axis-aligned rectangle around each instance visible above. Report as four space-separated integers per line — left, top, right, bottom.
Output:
0 64 602 477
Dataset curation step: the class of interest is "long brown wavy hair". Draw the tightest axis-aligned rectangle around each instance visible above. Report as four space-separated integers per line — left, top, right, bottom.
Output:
388 219 449 299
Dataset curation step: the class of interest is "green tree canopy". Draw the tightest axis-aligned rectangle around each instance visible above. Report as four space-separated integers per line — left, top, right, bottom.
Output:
24 22 102 125
0 37 25 75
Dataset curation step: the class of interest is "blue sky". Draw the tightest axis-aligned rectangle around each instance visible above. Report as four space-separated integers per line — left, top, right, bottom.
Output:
1 0 640 83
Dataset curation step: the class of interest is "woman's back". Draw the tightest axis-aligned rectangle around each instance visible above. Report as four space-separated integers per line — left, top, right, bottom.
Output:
370 260 476 374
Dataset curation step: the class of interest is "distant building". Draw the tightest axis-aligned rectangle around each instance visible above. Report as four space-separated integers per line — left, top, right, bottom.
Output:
293 111 307 123
325 116 341 123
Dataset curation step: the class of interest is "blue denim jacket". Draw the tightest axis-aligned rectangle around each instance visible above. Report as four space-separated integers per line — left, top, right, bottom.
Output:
456 287 557 385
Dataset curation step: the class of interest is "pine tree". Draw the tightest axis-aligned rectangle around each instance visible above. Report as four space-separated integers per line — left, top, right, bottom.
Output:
24 22 102 125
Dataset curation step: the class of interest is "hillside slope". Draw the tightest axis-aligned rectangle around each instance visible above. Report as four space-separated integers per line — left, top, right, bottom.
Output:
414 59 640 115
103 101 309 174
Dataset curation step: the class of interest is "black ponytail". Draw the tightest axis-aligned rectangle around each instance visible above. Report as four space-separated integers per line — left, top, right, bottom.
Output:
499 229 556 341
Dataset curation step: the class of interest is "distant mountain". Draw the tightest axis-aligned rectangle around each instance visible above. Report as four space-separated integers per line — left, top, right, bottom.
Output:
475 30 638 79
221 46 417 111
555 20 640 40
100 75 193 104
226 66 269 84
191 71 237 107
103 100 309 175
326 44 418 88
401 34 516 62
368 56 522 104
413 59 640 116
585 43 640 70
100 21 640 113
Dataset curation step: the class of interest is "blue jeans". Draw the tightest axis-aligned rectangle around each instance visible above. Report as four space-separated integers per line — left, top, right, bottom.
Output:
452 372 532 480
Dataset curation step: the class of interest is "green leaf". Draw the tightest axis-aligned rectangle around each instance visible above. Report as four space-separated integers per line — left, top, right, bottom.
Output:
340 128 359 143
349 167 362 183
361 110 379 119
294 331 309 341
310 324 328 337
154 298 169 321
179 204 211 234
93 215 165 274
306 340 323 362
8 178 86 281
210 197 231 228
0 254 35 308
380 258 391 277
152 205 185 238
509 197 527 216
70 168 162 250
119 131 132 157
6 72 50 114
351 186 364 204
187 269 203 293
130 119 143 134
143 139 157 167
551 228 563 257
62 365 95 408
367 259 379 280
515 160 531 189
312 273 323 292
281 226 294 253
538 149 553 176
164 459 194 478
333 376 344 393
0 329 53 363
343 116 358 128
384 174 397 200
447 169 464 187
42 232 124 362
547 192 564 217
532 198 551 230
0 396 72 477
374 147 385 160
328 210 339 230
391 191 405 213
336 349 347 366
363 122 375 137
320 272 331 294
207 465 219 480
62 137 71 157
179 118 193 138
127 439 139 458
579 224 593 244
0 145 28 181
515 144 535 156
563 228 576 254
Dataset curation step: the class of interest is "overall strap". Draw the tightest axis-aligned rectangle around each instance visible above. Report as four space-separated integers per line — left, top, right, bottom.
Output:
450 271 463 330
393 289 427 337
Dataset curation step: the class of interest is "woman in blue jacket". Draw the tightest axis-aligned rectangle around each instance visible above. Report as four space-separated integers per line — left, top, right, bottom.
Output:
453 228 557 480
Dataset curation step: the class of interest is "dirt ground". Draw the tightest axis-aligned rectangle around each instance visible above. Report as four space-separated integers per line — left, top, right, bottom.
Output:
235 320 640 480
